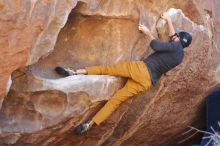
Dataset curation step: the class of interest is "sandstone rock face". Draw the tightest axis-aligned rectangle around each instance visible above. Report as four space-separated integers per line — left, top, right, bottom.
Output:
0 0 78 108
0 0 220 146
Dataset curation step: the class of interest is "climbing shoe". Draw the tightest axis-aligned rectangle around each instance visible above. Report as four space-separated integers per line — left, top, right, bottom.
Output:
55 66 77 77
74 122 92 135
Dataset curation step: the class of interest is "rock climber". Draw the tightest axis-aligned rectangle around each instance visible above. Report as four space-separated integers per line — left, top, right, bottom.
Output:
54 12 192 135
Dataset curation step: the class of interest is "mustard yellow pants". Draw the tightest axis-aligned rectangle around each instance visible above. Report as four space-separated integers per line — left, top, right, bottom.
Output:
85 61 152 125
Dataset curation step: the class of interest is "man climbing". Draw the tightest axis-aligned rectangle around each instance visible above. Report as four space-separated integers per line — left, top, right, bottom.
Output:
55 12 192 135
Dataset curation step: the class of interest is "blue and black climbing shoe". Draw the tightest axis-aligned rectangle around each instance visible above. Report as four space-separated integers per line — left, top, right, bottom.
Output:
55 66 77 77
74 122 92 135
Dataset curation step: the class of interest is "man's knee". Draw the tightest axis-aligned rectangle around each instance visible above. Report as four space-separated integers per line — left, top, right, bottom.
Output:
136 84 149 93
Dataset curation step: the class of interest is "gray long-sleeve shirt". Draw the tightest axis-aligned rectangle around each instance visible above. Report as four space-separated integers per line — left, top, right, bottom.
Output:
143 39 184 85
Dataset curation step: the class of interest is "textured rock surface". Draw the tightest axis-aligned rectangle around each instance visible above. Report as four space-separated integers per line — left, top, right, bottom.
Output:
0 0 78 108
0 0 220 146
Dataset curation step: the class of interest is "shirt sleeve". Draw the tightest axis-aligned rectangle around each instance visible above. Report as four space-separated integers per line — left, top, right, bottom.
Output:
150 39 176 52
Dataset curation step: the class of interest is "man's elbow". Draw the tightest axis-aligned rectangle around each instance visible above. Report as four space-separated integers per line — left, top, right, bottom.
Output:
150 39 157 49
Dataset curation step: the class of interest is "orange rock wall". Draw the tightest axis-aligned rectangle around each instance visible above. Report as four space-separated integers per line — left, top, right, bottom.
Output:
0 0 220 146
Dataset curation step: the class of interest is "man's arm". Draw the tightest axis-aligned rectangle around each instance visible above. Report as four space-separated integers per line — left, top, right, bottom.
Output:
138 24 155 41
138 12 175 38
138 24 175 52
150 39 176 52
160 12 176 37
